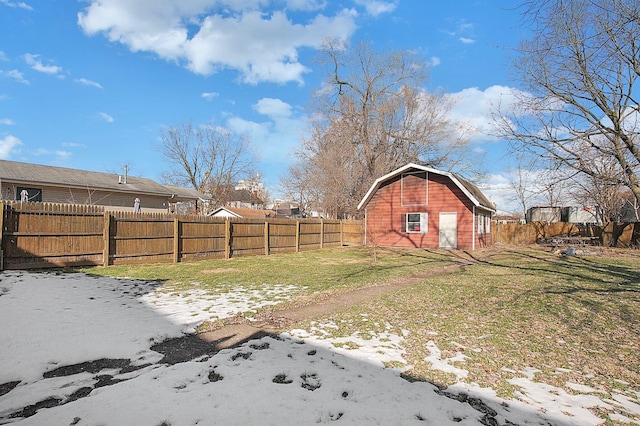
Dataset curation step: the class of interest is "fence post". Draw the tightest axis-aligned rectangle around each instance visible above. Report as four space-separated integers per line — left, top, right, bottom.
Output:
295 220 300 252
264 221 270 256
173 217 180 263
320 219 324 249
0 202 4 271
103 212 111 267
225 219 231 259
340 220 344 246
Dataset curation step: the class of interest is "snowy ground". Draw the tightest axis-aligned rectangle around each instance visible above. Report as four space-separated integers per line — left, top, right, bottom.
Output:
0 270 638 425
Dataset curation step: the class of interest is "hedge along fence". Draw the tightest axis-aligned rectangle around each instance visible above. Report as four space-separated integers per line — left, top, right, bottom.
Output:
0 201 365 270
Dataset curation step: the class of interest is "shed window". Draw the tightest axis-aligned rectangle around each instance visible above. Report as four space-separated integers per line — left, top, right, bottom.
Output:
407 212 428 233
477 213 491 234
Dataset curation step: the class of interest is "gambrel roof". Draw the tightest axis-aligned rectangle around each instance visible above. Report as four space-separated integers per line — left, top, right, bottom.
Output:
0 159 208 202
358 163 496 212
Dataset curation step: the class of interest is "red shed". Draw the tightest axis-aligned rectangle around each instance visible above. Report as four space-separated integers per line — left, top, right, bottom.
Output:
358 163 495 250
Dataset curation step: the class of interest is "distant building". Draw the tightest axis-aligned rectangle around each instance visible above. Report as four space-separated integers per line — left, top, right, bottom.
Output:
525 206 563 223
225 188 265 210
493 210 525 224
526 206 600 224
268 200 303 218
561 206 599 223
209 206 275 218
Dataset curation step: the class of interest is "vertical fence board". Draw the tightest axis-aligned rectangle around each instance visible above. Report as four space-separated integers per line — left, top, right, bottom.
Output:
103 213 111 266
173 218 180 263
0 202 4 270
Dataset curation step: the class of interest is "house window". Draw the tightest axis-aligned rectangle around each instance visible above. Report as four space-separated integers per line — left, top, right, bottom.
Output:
16 187 42 202
407 212 428 233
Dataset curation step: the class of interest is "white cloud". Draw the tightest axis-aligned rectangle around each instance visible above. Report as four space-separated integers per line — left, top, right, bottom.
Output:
446 85 529 143
353 0 397 17
0 69 29 84
253 97 292 119
62 142 87 148
443 20 476 45
99 112 114 122
227 98 306 180
0 118 15 125
32 148 73 161
479 168 555 213
77 1 358 84
201 91 219 100
75 78 103 89
284 0 326 12
0 134 22 158
0 0 33 11
0 51 7 61
429 56 441 67
24 53 62 74
476 173 517 212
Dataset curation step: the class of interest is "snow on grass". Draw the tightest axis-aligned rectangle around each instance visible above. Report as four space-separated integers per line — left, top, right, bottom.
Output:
424 340 469 381
423 343 638 425
0 271 495 425
290 321 410 372
1 270 638 425
140 283 301 332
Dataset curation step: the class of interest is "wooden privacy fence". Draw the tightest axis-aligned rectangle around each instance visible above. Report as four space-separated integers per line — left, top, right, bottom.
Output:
0 202 365 270
492 221 640 247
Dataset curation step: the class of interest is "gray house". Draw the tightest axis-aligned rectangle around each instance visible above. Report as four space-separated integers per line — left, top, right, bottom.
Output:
0 159 208 213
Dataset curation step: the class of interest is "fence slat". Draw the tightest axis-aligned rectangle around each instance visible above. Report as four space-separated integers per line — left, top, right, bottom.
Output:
0 201 4 270
103 213 111 267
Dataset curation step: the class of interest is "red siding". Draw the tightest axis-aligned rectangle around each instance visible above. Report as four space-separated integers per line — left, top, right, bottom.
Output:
401 172 427 206
365 171 484 250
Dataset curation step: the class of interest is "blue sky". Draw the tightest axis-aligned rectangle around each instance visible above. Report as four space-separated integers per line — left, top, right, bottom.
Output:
0 0 529 211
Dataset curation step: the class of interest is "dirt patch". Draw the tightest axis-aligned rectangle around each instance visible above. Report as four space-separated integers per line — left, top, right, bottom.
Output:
198 261 474 347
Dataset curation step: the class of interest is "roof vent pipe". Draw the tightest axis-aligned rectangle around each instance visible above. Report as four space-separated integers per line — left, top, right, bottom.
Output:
123 165 128 184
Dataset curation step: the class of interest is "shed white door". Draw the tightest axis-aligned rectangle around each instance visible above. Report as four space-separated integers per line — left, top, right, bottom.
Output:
439 212 457 249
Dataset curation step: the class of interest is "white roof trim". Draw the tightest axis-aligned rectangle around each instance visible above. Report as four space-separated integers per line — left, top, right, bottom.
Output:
209 207 242 218
357 163 495 212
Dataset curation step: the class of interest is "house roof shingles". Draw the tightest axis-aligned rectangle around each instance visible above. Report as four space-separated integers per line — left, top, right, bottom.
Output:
0 159 208 202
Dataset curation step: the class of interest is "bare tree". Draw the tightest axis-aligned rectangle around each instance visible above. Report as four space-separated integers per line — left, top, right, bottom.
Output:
283 40 472 218
507 161 540 218
500 0 640 211
159 121 253 210
280 159 323 217
569 152 631 223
